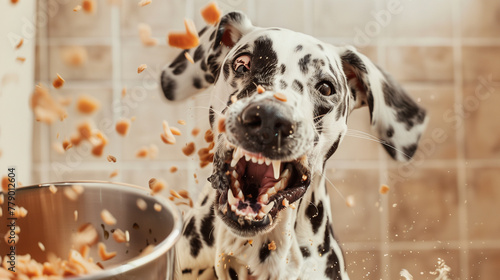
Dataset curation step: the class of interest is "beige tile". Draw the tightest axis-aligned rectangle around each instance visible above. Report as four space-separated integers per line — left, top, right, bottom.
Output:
394 83 457 161
469 248 500 279
49 45 113 81
255 0 306 33
48 0 111 38
48 88 114 163
384 0 453 38
328 108 381 162
461 0 500 38
467 167 500 240
327 169 382 243
120 44 183 81
463 83 500 159
313 0 377 42
343 250 381 279
388 249 460 280
462 47 500 83
387 168 459 242
120 0 185 38
385 46 454 83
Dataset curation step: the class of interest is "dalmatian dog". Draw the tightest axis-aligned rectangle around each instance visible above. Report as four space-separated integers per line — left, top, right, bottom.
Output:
161 11 427 280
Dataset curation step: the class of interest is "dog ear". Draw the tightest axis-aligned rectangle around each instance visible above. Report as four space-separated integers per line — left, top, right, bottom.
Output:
339 46 428 161
161 12 254 101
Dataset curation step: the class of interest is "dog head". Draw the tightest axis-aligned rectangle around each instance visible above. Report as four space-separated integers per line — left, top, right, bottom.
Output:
161 12 427 237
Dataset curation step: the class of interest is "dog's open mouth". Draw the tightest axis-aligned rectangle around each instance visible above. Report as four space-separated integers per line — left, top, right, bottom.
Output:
213 146 311 235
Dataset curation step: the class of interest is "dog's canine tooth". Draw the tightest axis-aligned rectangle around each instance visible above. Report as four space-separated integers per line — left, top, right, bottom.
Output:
228 189 238 206
281 168 290 180
275 179 287 192
257 157 264 165
265 158 271 166
258 193 269 203
261 201 275 214
237 189 244 200
257 211 265 219
231 147 243 167
272 160 281 179
266 186 277 196
244 153 251 161
232 170 239 179
231 204 237 212
234 180 241 190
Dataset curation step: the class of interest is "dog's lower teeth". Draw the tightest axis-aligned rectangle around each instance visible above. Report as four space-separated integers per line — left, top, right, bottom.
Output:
228 189 238 206
261 201 275 215
258 193 269 203
232 170 238 179
237 189 244 199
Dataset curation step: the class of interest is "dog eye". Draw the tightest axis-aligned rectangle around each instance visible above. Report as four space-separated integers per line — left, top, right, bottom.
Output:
233 54 251 73
315 81 335 96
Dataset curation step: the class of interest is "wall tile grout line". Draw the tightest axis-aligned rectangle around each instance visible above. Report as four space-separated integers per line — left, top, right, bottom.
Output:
451 1 469 279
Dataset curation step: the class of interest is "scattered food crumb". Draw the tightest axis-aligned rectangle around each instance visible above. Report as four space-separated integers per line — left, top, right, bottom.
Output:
76 94 100 114
182 142 196 156
268 240 276 251
379 184 390 194
115 119 131 136
100 209 117 225
107 155 117 163
52 73 65 89
200 1 222 25
138 0 151 7
136 198 147 211
137 64 147 73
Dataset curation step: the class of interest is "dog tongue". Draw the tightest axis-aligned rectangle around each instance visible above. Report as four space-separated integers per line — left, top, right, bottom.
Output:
245 162 279 189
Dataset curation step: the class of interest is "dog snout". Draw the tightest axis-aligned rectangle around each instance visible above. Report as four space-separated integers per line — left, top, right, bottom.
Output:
239 99 295 147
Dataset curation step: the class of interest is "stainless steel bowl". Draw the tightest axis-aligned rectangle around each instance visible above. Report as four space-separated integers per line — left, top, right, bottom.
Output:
1 181 182 279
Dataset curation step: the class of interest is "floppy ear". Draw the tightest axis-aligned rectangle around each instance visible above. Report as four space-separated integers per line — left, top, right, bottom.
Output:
339 46 428 161
161 12 254 101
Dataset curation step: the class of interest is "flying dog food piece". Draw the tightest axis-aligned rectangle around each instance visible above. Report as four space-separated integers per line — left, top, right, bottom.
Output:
169 189 182 199
217 117 226 133
72 223 98 249
49 184 57 194
52 73 65 89
107 155 116 162
138 23 158 46
13 206 28 218
115 119 131 136
154 203 162 212
182 142 196 156
170 126 182 136
345 195 355 207
136 146 149 158
136 198 147 211
63 139 73 150
62 46 88 66
184 52 195 64
109 169 119 178
82 0 96 13
38 242 46 251
139 244 155 257
98 242 117 261
200 2 222 25
100 209 117 225
273 92 287 102
137 64 147 73
31 83 68 124
91 131 108 156
257 85 266 94
16 56 26 62
121 86 127 97
64 187 79 201
161 121 176 144
15 38 24 49
112 229 127 243
167 19 199 49
149 178 166 194
177 119 186 125
74 5 82 11
191 127 200 136
76 94 100 114
170 166 178 173
204 129 214 143
268 240 277 251
72 184 84 195
379 184 390 194
138 0 151 7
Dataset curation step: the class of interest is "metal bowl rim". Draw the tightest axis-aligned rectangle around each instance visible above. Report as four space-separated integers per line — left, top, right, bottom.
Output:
19 180 183 279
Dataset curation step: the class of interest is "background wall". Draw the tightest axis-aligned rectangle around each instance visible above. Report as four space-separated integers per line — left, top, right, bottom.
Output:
12 0 500 279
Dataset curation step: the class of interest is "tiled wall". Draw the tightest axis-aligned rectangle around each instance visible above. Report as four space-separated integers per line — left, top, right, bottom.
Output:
31 0 500 279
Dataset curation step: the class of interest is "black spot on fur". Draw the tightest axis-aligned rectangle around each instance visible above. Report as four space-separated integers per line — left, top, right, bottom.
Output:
403 144 418 159
170 51 189 75
295 45 303 52
229 268 238 280
341 50 367 74
223 62 231 81
386 126 394 138
292 80 303 94
200 204 215 246
207 50 222 79
325 249 342 279
324 135 341 164
259 241 271 262
305 199 324 234
335 100 346 121
351 87 357 101
194 45 205 62
209 30 216 41
248 36 278 85
382 80 426 130
205 74 215 84
198 26 208 37
318 217 331 255
201 195 209 206
280 80 288 90
298 54 311 74
183 217 203 258
201 59 208 71
382 140 397 159
280 64 286 74
300 246 311 258
183 217 195 237
182 268 192 274
198 268 206 275
193 77 203 89
209 106 215 128
161 72 176 101
367 91 374 123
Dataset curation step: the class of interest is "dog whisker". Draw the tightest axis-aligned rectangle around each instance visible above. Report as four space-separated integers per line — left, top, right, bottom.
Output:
345 129 412 159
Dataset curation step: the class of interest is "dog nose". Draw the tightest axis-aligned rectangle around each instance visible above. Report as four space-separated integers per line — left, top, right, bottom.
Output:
240 100 295 145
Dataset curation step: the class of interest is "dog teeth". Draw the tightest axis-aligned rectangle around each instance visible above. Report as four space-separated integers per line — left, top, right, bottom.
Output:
272 160 281 179
231 147 243 167
244 154 251 161
251 156 257 163
266 186 277 196
237 189 244 199
257 158 264 165
265 158 271 166
281 167 290 180
258 193 269 203
261 201 275 215
228 189 238 206
232 170 238 179
234 180 241 189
